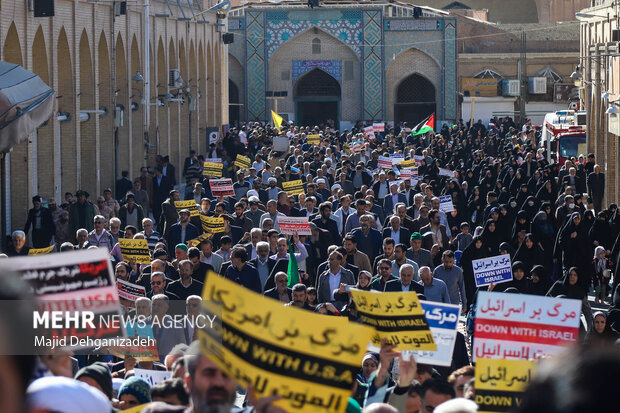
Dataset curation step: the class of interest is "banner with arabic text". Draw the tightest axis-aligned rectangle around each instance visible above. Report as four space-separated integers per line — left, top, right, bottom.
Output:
200 215 225 234
174 200 200 217
187 233 212 248
28 245 55 255
234 154 251 169
407 301 459 366
473 291 581 361
400 159 417 169
473 255 513 287
203 161 223 177
307 134 320 145
209 178 235 197
199 273 375 413
119 239 151 264
439 195 454 213
278 217 312 236
10 249 125 349
117 279 146 309
475 358 536 413
349 289 436 351
282 180 305 196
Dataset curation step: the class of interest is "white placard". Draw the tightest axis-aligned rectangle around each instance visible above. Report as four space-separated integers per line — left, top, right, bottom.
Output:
133 368 172 386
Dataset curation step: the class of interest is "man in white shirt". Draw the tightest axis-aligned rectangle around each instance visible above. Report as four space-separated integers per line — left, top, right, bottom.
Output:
317 251 355 303
334 195 354 235
270 234 308 262
199 238 223 273
260 200 286 231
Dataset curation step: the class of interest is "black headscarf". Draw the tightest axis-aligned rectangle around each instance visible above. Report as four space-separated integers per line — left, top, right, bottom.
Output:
461 236 489 306
585 312 620 345
511 210 529 245
529 265 551 296
513 233 544 274
496 261 530 294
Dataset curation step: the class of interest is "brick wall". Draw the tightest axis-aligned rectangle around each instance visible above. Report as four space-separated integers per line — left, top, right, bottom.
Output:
0 0 228 235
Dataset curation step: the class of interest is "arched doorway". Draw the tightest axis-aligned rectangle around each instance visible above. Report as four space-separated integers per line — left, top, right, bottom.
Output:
294 68 340 127
394 74 435 126
229 79 240 126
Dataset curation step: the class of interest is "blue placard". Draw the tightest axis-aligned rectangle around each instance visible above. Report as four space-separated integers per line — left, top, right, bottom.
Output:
408 301 460 367
420 301 459 330
472 255 513 287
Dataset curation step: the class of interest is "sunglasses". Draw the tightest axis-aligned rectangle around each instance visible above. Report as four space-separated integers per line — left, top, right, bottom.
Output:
151 281 163 285
380 266 391 270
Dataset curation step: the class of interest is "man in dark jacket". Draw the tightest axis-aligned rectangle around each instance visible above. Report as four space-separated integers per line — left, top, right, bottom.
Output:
385 263 424 293
115 170 133 201
166 210 200 253
118 194 144 231
24 195 55 248
263 272 293 302
152 166 173 225
587 164 605 212
312 202 342 246
160 190 180 238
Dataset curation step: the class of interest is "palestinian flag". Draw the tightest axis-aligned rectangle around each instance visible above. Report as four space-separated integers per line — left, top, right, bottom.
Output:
411 113 435 136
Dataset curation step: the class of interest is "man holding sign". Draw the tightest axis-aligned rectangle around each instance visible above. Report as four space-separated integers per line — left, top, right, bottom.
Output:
167 210 200 253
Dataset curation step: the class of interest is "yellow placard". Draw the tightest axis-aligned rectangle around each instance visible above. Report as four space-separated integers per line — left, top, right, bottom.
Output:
28 245 55 255
200 215 225 234
203 161 223 177
174 200 200 217
461 77 499 97
187 232 212 248
118 238 151 264
198 273 375 413
400 159 417 169
234 154 251 169
349 289 436 351
282 179 305 196
307 134 320 145
475 358 536 413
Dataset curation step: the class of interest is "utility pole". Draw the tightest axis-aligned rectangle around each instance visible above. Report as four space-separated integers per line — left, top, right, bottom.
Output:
518 30 527 125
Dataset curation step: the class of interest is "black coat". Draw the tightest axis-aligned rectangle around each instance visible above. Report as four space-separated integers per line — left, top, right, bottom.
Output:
264 287 292 302
384 279 424 294
24 207 55 247
251 257 289 291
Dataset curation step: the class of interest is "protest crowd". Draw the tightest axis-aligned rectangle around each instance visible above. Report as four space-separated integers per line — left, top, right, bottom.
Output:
2 115 620 413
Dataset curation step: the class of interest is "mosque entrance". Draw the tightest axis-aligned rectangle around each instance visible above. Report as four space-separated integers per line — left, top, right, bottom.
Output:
394 73 436 126
294 68 340 128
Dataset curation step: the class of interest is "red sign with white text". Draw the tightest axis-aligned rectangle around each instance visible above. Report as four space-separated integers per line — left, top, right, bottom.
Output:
473 291 581 361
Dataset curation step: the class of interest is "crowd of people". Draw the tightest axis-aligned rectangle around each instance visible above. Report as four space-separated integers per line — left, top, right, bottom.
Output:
2 115 620 412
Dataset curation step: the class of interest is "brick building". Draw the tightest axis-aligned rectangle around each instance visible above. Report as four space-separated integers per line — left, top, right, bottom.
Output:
577 0 619 206
0 1 228 238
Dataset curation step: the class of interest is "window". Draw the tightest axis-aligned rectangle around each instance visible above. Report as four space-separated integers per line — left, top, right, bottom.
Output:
312 38 321 54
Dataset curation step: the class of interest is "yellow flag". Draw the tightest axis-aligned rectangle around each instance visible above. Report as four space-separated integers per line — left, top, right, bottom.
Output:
271 110 283 132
